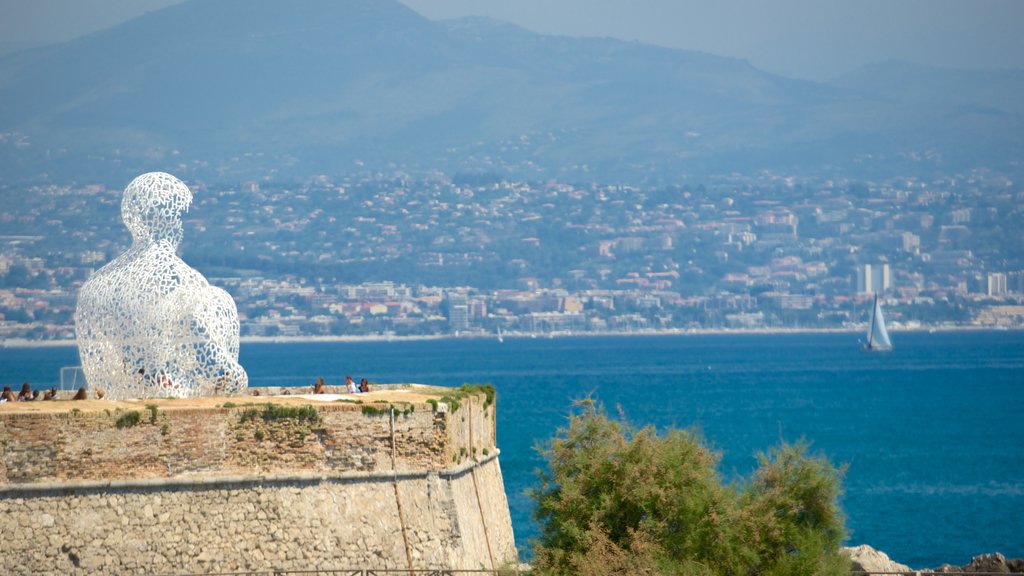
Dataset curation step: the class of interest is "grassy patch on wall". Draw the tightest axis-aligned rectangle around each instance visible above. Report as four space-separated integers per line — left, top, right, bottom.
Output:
361 403 415 417
239 404 321 425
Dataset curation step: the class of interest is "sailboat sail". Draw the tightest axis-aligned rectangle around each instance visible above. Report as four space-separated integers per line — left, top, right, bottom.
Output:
866 295 893 352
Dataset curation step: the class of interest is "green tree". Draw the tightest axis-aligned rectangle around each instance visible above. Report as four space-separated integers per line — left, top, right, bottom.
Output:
530 400 849 576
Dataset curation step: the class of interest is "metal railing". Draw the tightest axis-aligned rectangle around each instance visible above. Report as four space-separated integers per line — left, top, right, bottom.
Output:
59 365 86 390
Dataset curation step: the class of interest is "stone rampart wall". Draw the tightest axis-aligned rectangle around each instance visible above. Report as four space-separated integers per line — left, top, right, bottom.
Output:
0 398 491 483
0 396 516 574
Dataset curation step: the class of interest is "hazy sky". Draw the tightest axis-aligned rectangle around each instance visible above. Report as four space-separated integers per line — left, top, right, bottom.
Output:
1 0 1022 80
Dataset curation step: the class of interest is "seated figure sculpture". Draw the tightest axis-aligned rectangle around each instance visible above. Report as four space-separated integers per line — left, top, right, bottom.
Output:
75 172 248 399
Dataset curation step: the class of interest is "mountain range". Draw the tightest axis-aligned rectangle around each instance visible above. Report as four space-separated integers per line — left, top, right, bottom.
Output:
1 0 1022 183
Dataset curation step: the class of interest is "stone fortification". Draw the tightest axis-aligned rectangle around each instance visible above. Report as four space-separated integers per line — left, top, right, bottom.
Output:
0 388 515 574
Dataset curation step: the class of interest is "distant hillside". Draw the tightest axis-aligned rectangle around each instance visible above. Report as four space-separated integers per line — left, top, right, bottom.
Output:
0 0 1022 183
831 60 1024 117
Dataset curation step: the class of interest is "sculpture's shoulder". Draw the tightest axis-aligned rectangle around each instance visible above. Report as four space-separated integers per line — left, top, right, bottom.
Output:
77 246 207 323
202 285 236 306
80 249 136 290
162 282 236 315
77 250 138 318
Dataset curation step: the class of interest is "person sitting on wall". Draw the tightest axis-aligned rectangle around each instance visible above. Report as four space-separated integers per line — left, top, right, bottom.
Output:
94 388 106 400
0 386 15 402
73 387 88 400
345 375 358 394
359 378 370 393
313 377 326 394
43 387 58 401
17 382 33 401
32 390 41 401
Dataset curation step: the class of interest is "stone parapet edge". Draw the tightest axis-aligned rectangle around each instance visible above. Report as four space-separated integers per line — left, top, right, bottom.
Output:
0 449 500 495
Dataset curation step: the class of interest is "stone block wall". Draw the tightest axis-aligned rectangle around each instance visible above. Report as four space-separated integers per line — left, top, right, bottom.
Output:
0 395 517 574
440 393 498 466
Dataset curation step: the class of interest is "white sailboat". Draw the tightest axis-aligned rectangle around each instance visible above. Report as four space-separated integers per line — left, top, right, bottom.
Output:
863 294 893 352
497 326 504 343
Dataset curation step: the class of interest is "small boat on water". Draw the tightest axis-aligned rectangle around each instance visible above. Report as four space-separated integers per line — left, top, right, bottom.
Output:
863 294 893 352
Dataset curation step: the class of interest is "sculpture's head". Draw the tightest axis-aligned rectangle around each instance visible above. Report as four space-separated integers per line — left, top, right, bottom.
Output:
121 172 193 245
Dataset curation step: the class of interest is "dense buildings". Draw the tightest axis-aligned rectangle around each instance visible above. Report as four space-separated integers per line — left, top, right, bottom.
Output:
1 168 1023 340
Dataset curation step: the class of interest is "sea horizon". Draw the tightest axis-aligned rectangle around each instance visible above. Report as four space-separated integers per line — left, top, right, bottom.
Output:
2 323 1017 350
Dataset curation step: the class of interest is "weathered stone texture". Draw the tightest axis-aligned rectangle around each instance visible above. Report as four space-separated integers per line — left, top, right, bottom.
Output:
0 396 516 575
443 395 497 464
0 401 472 484
473 449 517 561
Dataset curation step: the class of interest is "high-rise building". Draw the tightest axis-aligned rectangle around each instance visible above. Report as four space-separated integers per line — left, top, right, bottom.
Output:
988 272 1008 297
445 292 470 332
856 266 871 294
856 263 891 294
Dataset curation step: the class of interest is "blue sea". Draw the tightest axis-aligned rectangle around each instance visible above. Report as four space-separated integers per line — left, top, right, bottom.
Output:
3 331 1022 567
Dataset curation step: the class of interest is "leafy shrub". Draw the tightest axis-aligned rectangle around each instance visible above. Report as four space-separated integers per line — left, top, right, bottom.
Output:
530 400 849 576
424 384 495 413
459 383 496 409
145 405 158 424
439 395 461 413
115 411 141 429
361 405 390 416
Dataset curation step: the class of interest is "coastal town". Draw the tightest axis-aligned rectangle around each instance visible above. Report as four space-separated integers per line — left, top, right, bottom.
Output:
1 168 1023 341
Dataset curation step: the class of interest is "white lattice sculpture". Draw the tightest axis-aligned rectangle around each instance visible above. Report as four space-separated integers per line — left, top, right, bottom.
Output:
75 172 248 399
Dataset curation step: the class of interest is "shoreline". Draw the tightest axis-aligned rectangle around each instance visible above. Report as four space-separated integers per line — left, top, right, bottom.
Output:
1 325 1018 349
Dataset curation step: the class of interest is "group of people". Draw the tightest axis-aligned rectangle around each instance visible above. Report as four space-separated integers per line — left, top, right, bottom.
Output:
0 382 62 402
312 376 370 394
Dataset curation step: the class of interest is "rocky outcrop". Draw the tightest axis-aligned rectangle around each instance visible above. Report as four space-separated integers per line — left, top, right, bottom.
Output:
932 552 1024 573
963 552 1012 573
844 545 912 575
844 546 1024 574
